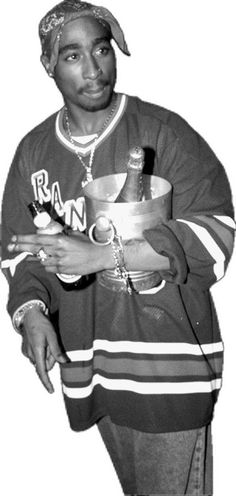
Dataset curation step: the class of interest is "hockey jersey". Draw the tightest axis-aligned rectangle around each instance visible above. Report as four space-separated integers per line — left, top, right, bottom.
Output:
1 94 235 433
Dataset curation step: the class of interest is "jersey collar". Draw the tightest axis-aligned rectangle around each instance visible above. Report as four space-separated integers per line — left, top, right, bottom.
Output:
55 93 127 157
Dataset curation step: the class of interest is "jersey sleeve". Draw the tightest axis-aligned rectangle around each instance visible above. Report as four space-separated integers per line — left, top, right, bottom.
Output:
1 139 60 321
143 127 235 289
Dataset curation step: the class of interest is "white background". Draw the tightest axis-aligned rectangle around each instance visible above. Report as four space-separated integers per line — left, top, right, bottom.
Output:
1 1 235 494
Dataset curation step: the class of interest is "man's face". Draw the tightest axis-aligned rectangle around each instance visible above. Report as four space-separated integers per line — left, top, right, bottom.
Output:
53 16 117 112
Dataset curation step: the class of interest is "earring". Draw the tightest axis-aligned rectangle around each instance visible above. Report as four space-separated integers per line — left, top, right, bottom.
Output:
48 71 54 78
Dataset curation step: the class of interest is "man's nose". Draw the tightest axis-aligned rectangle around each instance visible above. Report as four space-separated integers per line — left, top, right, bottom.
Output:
83 56 102 80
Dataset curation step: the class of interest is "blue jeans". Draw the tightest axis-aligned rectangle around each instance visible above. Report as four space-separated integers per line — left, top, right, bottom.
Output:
97 417 213 495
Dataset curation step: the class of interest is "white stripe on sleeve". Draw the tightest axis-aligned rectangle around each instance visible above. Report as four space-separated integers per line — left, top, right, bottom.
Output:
177 219 225 280
213 215 236 229
1 252 32 276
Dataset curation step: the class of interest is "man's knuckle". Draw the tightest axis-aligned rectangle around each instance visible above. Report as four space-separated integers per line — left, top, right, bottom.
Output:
57 259 64 269
57 236 65 248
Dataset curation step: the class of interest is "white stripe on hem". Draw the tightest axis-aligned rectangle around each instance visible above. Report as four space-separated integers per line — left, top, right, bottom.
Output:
66 340 224 362
62 376 222 398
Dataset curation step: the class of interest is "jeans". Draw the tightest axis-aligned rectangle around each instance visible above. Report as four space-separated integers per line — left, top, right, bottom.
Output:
97 416 213 495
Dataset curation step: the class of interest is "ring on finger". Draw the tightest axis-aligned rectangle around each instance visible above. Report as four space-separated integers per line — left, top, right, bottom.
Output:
36 247 48 261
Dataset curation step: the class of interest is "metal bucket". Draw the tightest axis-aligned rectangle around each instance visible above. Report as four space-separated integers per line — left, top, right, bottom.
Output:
84 174 172 292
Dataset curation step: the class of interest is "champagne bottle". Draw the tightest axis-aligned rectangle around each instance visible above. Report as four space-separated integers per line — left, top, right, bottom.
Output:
115 146 144 203
28 201 82 287
28 201 63 234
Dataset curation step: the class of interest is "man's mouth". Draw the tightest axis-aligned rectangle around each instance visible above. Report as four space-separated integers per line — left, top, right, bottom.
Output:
82 84 107 98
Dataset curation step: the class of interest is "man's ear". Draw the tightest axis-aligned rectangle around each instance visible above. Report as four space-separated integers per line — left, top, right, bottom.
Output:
40 54 54 78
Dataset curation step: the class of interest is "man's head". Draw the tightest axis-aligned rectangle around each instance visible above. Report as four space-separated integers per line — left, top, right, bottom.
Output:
39 0 130 76
52 14 117 112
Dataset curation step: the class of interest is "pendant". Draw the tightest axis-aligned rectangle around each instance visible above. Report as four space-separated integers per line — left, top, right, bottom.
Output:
82 171 93 188
81 178 88 188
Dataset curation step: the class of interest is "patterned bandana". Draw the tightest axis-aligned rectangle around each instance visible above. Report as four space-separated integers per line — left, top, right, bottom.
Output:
39 0 130 73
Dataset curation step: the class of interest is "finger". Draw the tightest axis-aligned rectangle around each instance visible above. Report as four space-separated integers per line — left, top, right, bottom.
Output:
25 256 42 262
11 234 38 244
39 256 59 267
8 241 40 254
45 346 56 371
46 353 56 371
10 243 55 258
7 242 33 254
43 265 75 276
47 332 68 364
12 234 63 247
28 355 36 366
34 347 55 394
21 343 36 365
7 242 18 252
46 356 56 371
41 261 71 275
25 251 55 263
42 265 60 273
21 340 28 357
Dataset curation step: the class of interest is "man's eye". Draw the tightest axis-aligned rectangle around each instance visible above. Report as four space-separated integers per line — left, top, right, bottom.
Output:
96 46 110 56
65 53 80 61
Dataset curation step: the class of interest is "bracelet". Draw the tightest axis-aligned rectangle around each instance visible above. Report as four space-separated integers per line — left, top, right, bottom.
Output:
111 234 133 295
12 300 48 333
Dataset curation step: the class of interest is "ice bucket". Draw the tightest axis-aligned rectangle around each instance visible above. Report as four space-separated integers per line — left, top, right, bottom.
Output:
83 174 172 292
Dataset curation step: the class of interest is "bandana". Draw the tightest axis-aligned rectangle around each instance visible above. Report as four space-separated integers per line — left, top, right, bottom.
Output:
39 0 130 73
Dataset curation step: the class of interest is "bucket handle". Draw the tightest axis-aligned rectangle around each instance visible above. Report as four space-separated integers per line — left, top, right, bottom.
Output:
88 216 116 246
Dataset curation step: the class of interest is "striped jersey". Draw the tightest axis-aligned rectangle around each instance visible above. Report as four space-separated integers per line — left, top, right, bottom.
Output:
1 94 235 433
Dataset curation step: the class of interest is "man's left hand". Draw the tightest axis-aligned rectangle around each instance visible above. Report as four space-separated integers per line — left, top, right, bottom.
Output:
8 232 113 275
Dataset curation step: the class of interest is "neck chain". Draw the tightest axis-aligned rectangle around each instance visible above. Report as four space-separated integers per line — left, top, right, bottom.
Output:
64 95 118 187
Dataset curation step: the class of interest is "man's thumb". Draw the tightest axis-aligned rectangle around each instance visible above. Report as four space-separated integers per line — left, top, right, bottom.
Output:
56 352 68 364
49 334 69 364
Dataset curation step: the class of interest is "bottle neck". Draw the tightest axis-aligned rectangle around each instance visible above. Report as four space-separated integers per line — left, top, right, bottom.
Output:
116 167 143 203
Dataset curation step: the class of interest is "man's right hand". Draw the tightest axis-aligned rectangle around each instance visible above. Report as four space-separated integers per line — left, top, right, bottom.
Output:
21 306 68 393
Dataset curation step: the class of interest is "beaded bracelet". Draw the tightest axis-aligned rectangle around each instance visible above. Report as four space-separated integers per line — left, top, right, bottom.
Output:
12 300 48 333
111 234 133 295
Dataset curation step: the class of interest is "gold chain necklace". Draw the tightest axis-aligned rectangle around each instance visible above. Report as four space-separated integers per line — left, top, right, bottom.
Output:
64 95 118 187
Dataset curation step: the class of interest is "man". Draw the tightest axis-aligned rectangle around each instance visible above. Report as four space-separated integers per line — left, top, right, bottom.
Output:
1 1 235 494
